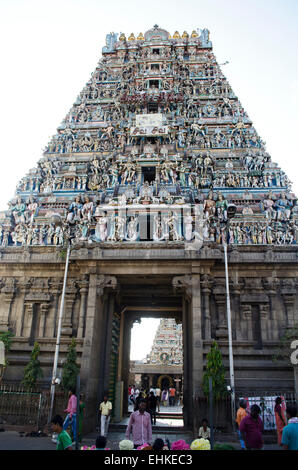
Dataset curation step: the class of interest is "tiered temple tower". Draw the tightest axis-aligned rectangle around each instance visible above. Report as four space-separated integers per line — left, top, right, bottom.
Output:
0 26 297 430
146 319 183 366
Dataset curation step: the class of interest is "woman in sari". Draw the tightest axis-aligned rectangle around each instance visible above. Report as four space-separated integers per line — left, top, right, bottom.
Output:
274 396 287 446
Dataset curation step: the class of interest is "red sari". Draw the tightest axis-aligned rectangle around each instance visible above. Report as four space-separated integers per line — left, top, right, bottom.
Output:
274 403 286 445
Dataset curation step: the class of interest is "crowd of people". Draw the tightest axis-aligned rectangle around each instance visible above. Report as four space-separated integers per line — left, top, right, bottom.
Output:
50 388 298 451
235 397 298 451
129 385 181 411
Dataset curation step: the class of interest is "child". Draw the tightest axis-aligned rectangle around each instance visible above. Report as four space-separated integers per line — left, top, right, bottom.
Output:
51 415 73 450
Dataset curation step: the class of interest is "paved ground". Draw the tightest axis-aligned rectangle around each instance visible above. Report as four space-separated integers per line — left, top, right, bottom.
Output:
0 429 281 451
0 404 281 450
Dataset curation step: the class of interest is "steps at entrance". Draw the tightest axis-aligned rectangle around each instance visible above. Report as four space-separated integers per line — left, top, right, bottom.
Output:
156 413 183 419
109 423 187 434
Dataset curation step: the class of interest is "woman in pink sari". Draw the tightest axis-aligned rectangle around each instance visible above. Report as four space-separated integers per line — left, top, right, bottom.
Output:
274 396 287 446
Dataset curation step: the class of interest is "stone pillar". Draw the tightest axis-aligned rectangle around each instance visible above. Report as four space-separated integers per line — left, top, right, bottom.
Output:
103 293 116 394
240 303 252 341
77 279 89 339
214 293 228 339
122 316 134 416
22 302 34 339
263 278 280 340
0 280 16 332
201 274 211 339
61 283 77 337
173 274 203 431
80 274 117 432
231 279 242 341
50 280 62 338
190 274 203 396
281 293 296 328
39 303 49 338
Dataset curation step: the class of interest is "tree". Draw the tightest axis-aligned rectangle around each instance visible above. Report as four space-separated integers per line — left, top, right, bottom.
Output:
202 341 227 400
0 331 14 367
22 342 43 391
61 338 80 391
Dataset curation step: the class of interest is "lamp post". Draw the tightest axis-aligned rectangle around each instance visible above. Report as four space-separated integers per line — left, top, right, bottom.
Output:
223 204 237 429
48 215 72 426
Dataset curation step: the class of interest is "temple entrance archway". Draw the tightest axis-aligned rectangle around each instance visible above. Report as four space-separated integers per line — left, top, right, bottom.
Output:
110 273 190 426
89 271 203 432
157 374 174 389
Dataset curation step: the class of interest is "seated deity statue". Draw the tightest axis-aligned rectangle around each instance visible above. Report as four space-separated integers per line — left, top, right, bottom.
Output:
275 193 293 221
11 197 26 225
67 196 83 224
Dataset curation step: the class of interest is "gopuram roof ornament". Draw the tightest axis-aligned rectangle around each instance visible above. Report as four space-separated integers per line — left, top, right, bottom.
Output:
144 25 170 41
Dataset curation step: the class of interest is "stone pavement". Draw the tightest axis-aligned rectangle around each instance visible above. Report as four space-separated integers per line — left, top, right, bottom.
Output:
0 429 281 451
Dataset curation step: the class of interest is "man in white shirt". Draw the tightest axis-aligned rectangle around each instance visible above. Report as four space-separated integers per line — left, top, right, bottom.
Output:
99 395 112 437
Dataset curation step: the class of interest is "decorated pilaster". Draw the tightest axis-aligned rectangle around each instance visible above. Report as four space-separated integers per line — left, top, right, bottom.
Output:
80 274 117 431
0 278 16 332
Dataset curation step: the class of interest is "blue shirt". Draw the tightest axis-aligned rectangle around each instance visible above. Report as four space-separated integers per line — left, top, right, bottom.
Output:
281 422 298 450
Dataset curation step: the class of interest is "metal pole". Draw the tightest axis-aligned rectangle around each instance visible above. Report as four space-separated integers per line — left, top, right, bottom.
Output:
223 241 236 429
209 377 214 450
48 243 71 425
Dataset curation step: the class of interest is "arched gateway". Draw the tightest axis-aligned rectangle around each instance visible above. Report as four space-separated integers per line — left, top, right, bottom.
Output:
0 26 297 433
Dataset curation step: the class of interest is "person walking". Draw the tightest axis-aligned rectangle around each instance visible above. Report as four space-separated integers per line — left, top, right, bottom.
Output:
78 394 85 443
274 396 287 446
63 388 77 441
281 404 298 450
155 386 161 412
239 404 264 450
146 391 157 425
169 386 176 406
51 415 73 450
99 394 112 437
125 399 152 449
235 399 248 450
161 388 169 407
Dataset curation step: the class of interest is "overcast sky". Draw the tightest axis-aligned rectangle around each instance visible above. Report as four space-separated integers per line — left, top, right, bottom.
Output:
130 318 160 360
1 0 297 358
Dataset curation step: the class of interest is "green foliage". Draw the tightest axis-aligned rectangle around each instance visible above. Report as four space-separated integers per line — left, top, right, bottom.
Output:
61 338 80 391
0 331 14 354
273 324 298 365
0 330 14 368
202 341 227 400
22 342 43 391
214 443 235 450
58 248 67 261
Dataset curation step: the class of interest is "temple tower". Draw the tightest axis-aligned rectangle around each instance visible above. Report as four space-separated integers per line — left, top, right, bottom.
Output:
0 25 297 431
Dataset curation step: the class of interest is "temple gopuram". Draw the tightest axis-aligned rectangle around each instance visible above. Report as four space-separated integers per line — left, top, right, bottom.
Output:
0 25 297 431
130 319 183 391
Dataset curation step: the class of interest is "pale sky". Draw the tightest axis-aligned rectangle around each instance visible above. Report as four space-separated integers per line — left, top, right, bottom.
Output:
0 1 297 359
130 318 160 360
